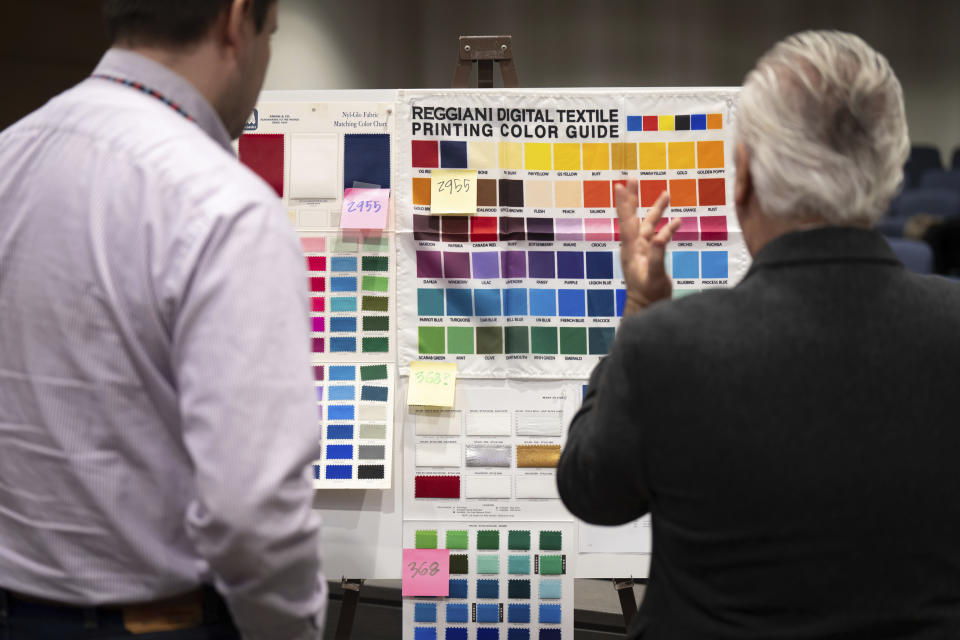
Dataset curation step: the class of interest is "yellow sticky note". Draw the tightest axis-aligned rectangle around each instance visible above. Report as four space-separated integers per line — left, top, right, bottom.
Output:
408 361 457 408
430 169 477 215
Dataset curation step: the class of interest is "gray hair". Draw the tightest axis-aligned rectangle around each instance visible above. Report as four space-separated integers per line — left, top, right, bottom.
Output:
735 31 910 225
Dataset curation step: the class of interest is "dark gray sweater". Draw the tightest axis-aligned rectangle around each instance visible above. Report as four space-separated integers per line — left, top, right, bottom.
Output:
559 227 960 639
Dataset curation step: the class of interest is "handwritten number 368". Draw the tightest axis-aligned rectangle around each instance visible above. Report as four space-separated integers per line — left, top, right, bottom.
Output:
414 371 451 386
408 561 440 578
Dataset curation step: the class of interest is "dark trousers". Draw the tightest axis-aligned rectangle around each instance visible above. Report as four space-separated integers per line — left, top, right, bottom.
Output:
0 587 241 640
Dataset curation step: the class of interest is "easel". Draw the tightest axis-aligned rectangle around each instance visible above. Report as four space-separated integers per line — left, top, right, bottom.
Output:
452 35 519 88
333 578 364 640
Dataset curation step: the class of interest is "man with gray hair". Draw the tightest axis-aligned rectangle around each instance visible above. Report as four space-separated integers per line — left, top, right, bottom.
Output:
558 31 960 638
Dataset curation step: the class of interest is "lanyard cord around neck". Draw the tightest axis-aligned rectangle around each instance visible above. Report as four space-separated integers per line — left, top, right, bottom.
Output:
92 73 195 122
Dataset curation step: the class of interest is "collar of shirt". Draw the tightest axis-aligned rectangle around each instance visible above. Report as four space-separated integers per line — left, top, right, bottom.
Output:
744 226 900 278
92 48 233 153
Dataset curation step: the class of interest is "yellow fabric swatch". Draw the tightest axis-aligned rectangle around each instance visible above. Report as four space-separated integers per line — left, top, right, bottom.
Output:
582 143 610 170
524 143 552 170
668 142 696 170
658 115 675 131
553 143 581 171
637 143 667 171
498 142 523 170
611 143 638 171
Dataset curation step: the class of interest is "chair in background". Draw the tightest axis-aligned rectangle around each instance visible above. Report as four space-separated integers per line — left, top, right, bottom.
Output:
876 188 960 238
952 146 960 170
903 145 943 189
920 170 960 192
886 237 933 274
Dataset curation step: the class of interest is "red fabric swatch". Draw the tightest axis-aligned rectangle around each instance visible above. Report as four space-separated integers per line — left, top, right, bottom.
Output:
411 140 439 168
415 475 460 498
469 216 498 243
239 134 284 197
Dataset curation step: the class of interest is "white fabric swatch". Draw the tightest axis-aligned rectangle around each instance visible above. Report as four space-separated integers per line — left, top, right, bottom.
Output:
298 207 338 228
465 410 511 436
464 475 512 498
465 445 511 468
414 410 461 436
359 404 388 422
289 134 338 199
515 474 560 499
415 442 461 467
515 410 564 437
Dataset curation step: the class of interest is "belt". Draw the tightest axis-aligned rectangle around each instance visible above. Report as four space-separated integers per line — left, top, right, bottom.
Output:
0 585 230 634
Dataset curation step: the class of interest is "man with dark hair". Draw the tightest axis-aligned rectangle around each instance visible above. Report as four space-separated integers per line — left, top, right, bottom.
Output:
0 1 325 639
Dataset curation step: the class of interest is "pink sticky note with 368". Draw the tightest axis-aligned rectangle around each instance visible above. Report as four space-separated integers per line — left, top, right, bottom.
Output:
340 188 390 230
401 548 450 596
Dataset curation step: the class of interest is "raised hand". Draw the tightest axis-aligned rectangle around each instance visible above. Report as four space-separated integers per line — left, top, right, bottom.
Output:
614 180 683 317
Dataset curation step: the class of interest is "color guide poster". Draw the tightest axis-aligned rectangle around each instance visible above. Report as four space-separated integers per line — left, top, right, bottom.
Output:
238 101 397 364
402 521 574 640
404 379 581 522
396 89 748 378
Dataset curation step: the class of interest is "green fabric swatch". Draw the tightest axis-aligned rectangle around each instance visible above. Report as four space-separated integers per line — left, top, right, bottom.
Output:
362 337 389 353
559 327 587 355
508 530 530 550
539 531 562 551
475 326 504 354
362 295 388 311
539 555 564 575
504 326 529 354
362 316 389 332
333 235 359 252
508 555 530 575
449 554 468 574
360 365 388 381
446 327 474 354
362 256 389 272
415 530 437 549
476 554 499 574
446 530 468 549
363 235 389 251
476 530 500 550
362 275 389 292
530 326 558 354
418 327 444 354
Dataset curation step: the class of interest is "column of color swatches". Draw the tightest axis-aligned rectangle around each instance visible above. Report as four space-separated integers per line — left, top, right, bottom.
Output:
403 522 573 640
302 234 392 358
312 363 394 489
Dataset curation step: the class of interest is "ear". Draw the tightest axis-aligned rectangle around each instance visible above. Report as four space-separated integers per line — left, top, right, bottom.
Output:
222 0 251 53
734 142 752 212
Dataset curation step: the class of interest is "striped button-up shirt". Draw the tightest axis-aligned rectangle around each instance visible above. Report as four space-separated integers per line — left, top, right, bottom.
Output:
0 48 325 639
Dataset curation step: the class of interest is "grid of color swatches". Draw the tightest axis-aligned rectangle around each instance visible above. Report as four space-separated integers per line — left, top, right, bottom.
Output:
625 112 723 131
409 527 567 640
312 364 391 485
410 140 724 173
302 234 391 356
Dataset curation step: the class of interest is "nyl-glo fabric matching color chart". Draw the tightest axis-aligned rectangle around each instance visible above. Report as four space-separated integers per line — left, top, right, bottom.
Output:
397 89 749 378
238 100 398 489
404 379 582 522
402 522 575 640
238 101 397 363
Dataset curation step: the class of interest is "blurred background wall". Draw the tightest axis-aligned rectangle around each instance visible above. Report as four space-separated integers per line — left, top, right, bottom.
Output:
2 0 958 158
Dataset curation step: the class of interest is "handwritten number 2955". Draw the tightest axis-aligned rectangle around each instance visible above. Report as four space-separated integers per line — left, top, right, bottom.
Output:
437 178 471 194
408 561 440 578
346 200 382 213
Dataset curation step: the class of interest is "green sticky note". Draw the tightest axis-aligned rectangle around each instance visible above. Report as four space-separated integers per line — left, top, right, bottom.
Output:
446 327 474 354
362 316 389 332
363 235 389 251
415 530 437 549
530 327 558 355
449 554 468 574
362 295 388 311
539 531 562 551
362 275 389 292
539 555 564 575
446 530 468 549
362 337 389 353
508 555 530 575
477 530 500 550
475 326 504 354
559 327 587 355
418 327 445 354
504 326 529 354
508 530 530 550
476 554 499 574
360 364 388 381
362 255 389 272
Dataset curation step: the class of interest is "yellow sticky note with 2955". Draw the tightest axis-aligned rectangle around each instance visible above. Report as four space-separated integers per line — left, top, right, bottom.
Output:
408 361 457 407
430 169 477 215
